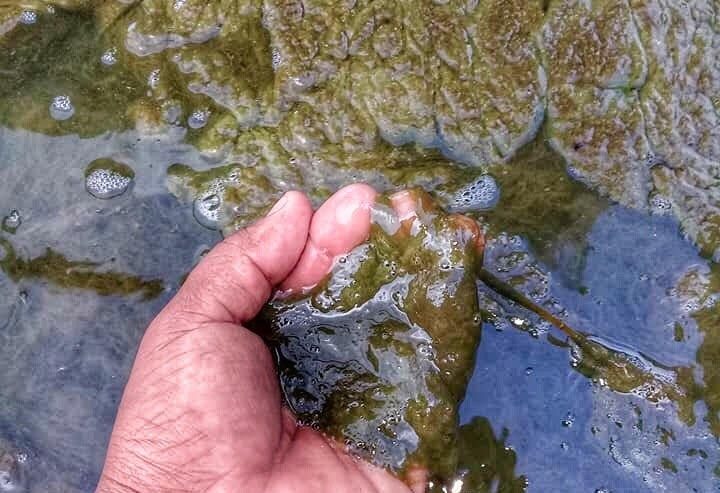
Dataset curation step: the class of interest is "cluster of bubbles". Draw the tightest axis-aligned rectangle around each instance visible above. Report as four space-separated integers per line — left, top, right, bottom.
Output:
271 48 282 71
193 182 225 229
449 175 500 212
188 109 210 129
148 69 161 89
85 169 133 199
100 48 118 66
649 193 672 215
561 412 576 428
19 10 37 25
49 95 75 121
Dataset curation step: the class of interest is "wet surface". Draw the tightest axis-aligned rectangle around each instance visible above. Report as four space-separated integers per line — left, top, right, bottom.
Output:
0 2 719 492
265 192 484 490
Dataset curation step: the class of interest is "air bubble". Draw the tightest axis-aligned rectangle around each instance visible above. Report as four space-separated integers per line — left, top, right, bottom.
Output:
562 412 575 427
193 185 225 230
417 343 434 358
449 175 499 212
649 194 672 214
148 69 161 89
203 194 221 210
524 367 534 375
100 48 118 66
271 48 282 70
1 210 21 234
188 109 210 129
19 10 37 24
49 95 75 121
84 159 135 199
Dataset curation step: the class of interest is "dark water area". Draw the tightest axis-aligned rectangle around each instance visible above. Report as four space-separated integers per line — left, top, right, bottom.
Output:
1 2 719 492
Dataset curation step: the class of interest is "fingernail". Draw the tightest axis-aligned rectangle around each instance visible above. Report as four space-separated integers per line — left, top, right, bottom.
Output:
268 193 289 216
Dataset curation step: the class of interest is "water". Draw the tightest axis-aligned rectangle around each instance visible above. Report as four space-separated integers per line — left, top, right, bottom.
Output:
0 3 719 493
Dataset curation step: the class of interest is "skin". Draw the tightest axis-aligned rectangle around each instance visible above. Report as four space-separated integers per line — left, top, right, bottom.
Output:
96 184 427 493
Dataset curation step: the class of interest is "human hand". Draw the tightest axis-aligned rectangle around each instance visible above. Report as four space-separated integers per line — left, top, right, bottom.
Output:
96 185 425 493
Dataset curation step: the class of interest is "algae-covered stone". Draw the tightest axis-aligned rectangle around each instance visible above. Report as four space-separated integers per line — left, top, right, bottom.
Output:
435 0 546 165
263 191 484 490
543 0 720 258
631 0 720 261
542 0 651 208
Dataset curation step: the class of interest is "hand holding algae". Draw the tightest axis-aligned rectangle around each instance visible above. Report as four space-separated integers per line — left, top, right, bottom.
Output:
260 190 484 491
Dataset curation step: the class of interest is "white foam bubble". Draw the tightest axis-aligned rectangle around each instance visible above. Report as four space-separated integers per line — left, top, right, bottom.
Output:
85 169 133 199
450 175 500 212
649 194 672 214
100 48 118 66
188 109 209 129
271 48 282 71
49 95 75 121
19 10 37 25
148 68 161 89
193 183 225 229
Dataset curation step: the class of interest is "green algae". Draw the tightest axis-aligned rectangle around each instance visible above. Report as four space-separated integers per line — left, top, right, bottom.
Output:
262 192 483 490
661 457 678 473
456 418 527 493
478 267 700 427
689 264 720 437
0 237 163 299
480 137 608 265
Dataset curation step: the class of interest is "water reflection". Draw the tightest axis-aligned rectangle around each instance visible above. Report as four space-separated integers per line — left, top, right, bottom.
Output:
463 205 720 492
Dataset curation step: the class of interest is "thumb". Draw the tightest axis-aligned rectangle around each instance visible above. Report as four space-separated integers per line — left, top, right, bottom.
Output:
166 191 313 324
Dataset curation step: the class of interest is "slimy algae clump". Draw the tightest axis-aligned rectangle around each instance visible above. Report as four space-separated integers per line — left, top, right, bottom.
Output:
262 191 484 490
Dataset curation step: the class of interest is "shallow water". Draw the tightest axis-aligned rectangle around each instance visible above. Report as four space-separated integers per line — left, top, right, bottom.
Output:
0 2 719 492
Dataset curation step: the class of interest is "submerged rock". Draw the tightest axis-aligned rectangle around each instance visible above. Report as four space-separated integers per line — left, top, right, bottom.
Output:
262 191 484 490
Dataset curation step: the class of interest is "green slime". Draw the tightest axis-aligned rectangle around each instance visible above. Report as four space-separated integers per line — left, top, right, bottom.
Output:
262 193 483 490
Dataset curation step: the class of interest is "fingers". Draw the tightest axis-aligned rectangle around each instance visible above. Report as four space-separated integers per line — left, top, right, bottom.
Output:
405 466 429 493
448 214 485 254
167 191 313 324
281 184 377 292
392 190 485 254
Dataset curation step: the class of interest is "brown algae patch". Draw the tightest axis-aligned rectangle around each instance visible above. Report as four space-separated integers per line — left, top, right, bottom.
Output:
0 238 163 299
261 191 484 490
